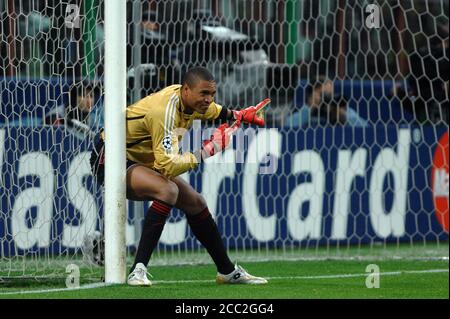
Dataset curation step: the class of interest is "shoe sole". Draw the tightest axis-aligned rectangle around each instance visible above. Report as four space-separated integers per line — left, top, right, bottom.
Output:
216 277 268 285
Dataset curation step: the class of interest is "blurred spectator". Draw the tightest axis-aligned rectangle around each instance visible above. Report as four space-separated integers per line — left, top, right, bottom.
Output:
284 76 332 128
0 0 51 77
44 82 104 135
1 0 104 78
391 25 449 125
66 84 95 126
311 94 368 127
285 77 367 128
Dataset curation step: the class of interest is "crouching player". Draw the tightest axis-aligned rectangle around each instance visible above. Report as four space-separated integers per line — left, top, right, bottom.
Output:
90 67 270 286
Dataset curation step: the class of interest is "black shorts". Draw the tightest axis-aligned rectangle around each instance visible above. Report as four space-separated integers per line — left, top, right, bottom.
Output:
90 133 137 186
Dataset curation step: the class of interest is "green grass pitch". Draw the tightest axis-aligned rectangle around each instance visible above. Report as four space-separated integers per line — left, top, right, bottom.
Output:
1 258 448 299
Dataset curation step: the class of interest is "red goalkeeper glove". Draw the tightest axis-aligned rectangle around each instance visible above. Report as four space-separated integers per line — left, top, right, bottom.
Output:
232 98 271 127
201 122 240 160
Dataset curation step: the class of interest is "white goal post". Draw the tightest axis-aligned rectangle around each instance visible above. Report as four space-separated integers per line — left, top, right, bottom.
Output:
104 0 126 285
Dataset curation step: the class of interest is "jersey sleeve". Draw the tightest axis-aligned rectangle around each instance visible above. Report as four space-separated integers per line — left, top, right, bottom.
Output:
145 103 199 178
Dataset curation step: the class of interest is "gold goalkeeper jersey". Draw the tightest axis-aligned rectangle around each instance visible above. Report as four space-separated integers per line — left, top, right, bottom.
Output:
125 84 222 177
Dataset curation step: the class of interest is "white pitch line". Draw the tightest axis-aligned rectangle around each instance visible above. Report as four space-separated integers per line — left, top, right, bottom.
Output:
0 282 113 296
0 268 447 295
264 268 449 281
151 268 449 285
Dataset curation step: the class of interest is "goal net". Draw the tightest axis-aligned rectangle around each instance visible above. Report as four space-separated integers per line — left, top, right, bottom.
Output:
0 0 448 281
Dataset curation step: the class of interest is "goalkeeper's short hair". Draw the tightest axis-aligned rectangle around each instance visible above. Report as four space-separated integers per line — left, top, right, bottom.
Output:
182 66 215 87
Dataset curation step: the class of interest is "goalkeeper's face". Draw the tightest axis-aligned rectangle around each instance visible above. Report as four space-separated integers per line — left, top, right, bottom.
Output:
182 80 216 114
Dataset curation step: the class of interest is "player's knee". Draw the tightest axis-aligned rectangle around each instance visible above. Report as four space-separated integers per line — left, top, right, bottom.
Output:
194 194 207 211
185 194 207 215
158 181 179 204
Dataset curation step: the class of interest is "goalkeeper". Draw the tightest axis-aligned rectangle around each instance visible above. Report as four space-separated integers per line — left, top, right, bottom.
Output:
90 67 269 286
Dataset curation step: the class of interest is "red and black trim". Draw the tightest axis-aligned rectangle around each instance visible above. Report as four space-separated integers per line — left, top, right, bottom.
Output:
152 200 172 216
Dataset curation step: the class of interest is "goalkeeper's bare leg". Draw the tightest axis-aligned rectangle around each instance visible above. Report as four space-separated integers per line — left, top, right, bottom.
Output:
126 165 267 285
126 164 179 286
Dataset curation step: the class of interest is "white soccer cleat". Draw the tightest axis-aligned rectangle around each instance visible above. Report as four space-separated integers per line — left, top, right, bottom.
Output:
127 263 152 286
216 264 268 285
